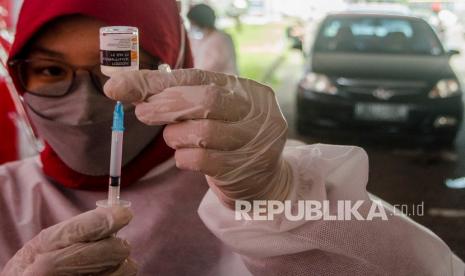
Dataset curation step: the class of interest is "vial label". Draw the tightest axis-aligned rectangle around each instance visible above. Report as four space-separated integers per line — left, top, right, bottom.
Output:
100 26 139 77
101 50 131 66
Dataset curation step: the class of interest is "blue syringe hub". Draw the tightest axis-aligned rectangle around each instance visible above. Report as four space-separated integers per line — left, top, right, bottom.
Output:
112 101 125 131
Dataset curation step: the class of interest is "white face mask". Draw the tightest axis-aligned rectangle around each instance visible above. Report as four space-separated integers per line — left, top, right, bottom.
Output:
24 72 160 176
189 25 205 40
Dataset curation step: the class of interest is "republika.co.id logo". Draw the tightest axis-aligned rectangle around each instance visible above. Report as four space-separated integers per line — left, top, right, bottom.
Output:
234 200 423 221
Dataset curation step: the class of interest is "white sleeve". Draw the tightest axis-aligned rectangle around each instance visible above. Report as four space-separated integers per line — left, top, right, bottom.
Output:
198 143 465 275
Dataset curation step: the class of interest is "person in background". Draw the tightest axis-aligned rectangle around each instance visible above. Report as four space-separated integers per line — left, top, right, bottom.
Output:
187 3 238 75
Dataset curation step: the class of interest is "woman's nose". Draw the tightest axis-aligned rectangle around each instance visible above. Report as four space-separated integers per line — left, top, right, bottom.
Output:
70 71 115 124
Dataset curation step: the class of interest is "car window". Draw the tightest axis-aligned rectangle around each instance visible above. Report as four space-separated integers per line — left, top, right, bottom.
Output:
314 16 444 55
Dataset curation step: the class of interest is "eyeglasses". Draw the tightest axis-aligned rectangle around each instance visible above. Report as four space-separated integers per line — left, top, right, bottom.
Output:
8 58 160 97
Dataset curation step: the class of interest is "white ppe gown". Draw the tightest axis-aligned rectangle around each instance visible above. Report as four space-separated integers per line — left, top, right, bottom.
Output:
189 30 239 75
0 143 463 275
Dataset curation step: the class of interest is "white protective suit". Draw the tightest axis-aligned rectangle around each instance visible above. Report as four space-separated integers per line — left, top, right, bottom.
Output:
189 30 239 75
0 143 463 275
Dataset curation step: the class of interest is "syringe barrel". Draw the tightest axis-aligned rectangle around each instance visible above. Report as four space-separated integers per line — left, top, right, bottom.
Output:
109 131 124 178
108 185 120 205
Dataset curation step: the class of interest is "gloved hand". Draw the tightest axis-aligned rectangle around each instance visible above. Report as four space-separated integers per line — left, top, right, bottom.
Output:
104 69 292 208
1 207 137 276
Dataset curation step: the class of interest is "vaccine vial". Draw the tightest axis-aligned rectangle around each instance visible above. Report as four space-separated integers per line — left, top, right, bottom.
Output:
100 26 139 77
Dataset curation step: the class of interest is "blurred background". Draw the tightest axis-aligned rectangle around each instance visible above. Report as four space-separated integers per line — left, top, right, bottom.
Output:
0 0 464 260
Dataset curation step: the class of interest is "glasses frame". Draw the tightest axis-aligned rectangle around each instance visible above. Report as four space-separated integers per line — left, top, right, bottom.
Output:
8 58 161 98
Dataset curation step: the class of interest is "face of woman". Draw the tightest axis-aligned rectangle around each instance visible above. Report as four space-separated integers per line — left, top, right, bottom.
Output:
18 15 162 176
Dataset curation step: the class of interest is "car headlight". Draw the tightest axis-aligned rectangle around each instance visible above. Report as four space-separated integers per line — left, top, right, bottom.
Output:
300 73 337 95
428 79 461 98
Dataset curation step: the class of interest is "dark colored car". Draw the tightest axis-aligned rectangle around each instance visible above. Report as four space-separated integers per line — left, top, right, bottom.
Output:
296 13 463 145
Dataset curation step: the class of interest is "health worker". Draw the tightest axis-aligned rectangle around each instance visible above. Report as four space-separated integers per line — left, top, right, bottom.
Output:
0 0 463 275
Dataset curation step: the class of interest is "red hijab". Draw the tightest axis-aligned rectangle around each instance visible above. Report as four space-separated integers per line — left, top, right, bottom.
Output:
8 0 193 189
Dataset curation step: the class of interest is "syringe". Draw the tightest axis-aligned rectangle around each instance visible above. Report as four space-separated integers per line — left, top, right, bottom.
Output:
108 101 124 205
97 101 130 208
96 63 171 208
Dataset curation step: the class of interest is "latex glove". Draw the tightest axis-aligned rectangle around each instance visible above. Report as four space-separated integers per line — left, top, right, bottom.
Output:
104 69 292 208
1 207 137 276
